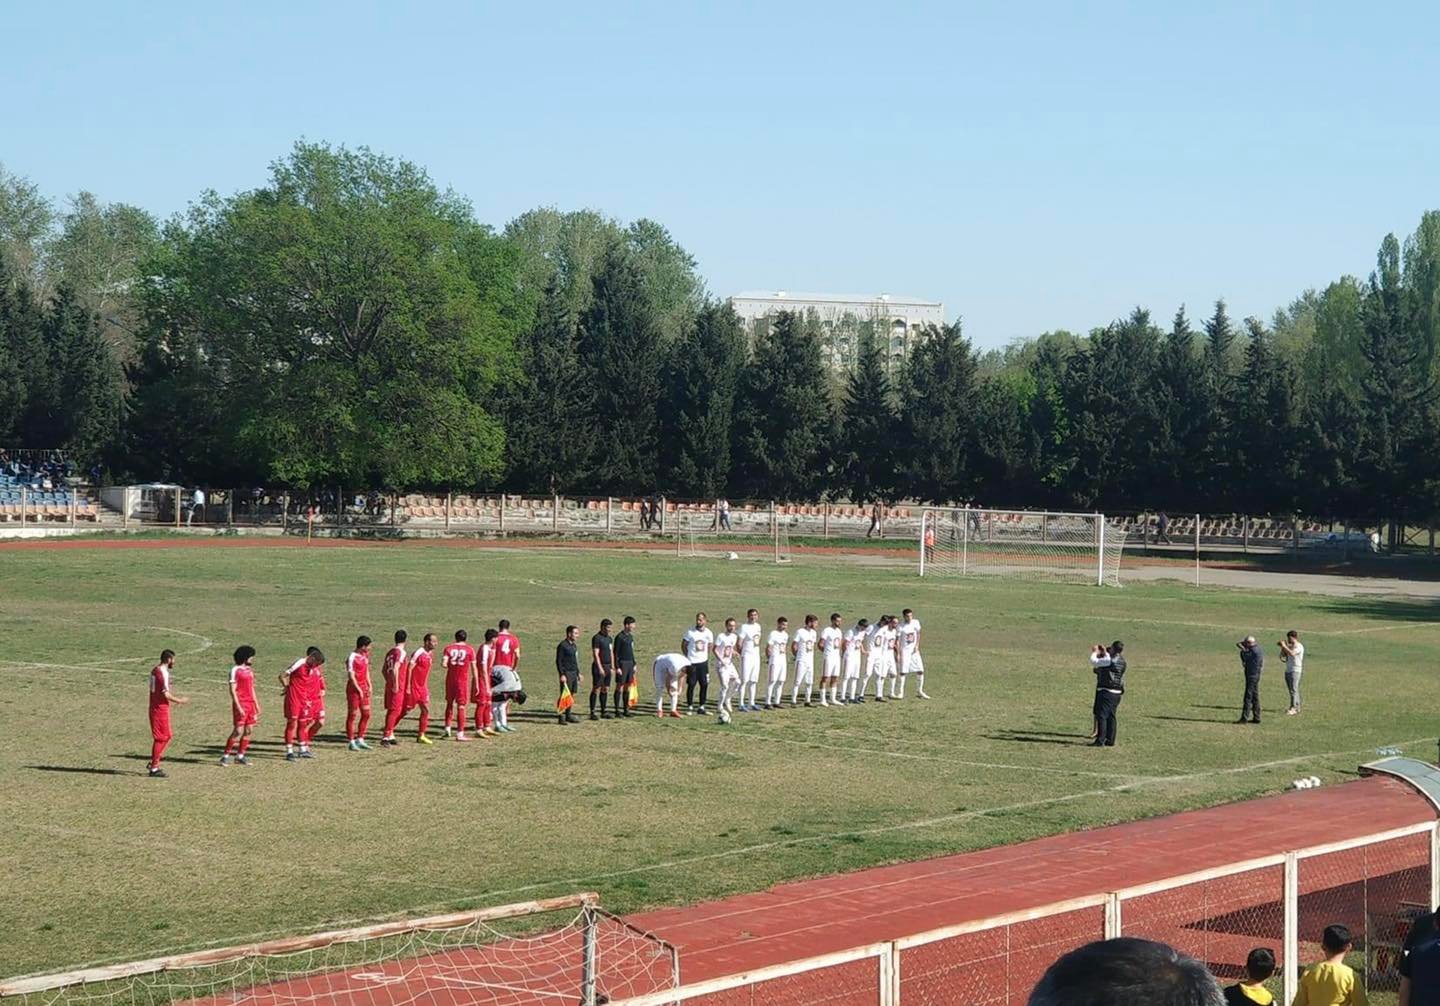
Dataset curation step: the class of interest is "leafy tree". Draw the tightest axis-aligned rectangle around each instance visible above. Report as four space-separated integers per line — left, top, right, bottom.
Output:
119 321 227 482
659 300 745 496
836 325 897 502
575 247 664 493
0 163 54 295
48 192 159 354
732 311 834 500
896 322 979 502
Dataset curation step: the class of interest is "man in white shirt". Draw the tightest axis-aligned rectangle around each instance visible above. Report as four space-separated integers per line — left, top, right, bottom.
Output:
681 612 714 716
1279 630 1305 715
819 613 844 707
737 608 762 711
841 618 867 704
713 618 740 722
652 652 689 718
764 616 790 709
790 614 819 707
895 608 929 700
861 616 890 702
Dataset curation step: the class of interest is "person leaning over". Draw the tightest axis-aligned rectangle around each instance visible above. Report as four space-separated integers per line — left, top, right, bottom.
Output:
1237 636 1264 725
1028 937 1223 1006
1089 641 1126 748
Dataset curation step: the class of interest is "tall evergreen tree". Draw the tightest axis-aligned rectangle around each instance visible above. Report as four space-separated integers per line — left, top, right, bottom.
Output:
5 274 52 446
731 311 834 500
837 326 897 502
503 279 597 492
659 301 745 496
45 284 122 461
1199 299 1238 507
896 322 979 502
576 247 663 493
1153 306 1206 509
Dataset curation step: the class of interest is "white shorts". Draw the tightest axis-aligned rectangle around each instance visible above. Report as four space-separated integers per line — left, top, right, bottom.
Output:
843 654 861 680
867 657 886 679
768 656 787 685
882 654 897 676
718 662 740 687
653 665 681 695
794 658 815 685
741 652 760 683
903 652 924 676
823 652 841 678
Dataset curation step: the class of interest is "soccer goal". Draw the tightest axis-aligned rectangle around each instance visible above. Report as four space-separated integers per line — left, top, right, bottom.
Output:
0 893 679 1006
919 507 1127 586
675 512 725 559
774 516 792 564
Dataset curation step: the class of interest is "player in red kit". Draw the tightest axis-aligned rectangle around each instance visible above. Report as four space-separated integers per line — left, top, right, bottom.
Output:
345 635 373 750
308 649 327 746
475 628 498 735
279 647 324 761
442 630 476 741
492 620 522 733
407 633 437 744
380 629 409 747
147 649 188 777
221 645 259 765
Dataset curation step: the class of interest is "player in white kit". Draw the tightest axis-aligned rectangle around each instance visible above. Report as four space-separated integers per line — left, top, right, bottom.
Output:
860 616 885 702
818 613 843 706
896 607 929 699
841 617 866 703
713 618 740 722
652 652 688 718
790 614 819 707
737 608 762 711
881 616 901 698
764 616 789 709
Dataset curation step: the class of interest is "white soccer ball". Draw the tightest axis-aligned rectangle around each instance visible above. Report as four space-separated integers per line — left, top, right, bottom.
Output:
727 551 739 560
719 707 732 724
1308 776 1321 787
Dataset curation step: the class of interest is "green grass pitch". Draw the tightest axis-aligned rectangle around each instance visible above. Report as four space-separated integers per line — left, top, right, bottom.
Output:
0 539 1432 979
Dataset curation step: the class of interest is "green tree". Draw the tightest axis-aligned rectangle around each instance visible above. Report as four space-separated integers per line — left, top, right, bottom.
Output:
48 192 159 354
0 163 54 295
1199 299 1238 506
732 311 834 500
837 325 897 502
44 285 123 461
3 272 52 445
1150 306 1206 509
576 247 664 493
659 300 745 496
896 322 979 502
143 142 510 488
120 322 228 482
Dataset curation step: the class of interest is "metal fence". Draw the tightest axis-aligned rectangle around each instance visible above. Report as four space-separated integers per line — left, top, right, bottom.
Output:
607 822 1437 1006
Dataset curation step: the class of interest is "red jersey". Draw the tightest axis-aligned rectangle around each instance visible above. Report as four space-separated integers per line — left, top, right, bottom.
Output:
409 648 434 691
493 631 520 668
284 657 310 696
347 651 370 693
382 645 408 692
149 664 172 710
443 642 476 679
230 664 257 708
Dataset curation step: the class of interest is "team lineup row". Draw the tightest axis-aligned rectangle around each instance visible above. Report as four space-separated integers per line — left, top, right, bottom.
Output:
141 610 928 777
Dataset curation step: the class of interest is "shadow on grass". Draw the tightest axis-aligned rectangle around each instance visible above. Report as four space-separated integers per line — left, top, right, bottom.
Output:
111 753 206 765
1319 595 1440 623
26 764 128 776
1147 714 1250 724
985 731 1088 746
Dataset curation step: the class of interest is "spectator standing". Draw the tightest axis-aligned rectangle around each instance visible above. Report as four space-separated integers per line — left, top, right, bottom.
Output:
1089 642 1126 747
1400 906 1440 1006
1157 511 1172 544
1293 924 1367 1006
1028 938 1224 1006
1223 947 1276 1005
1279 631 1305 715
866 502 884 538
1237 636 1264 724
555 625 581 725
188 487 206 526
716 498 731 531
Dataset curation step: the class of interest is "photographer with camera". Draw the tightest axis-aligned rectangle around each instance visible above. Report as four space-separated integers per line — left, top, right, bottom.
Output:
1236 636 1264 724
1089 641 1125 747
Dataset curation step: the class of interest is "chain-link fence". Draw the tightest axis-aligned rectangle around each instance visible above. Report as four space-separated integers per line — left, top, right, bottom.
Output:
607 822 1437 1006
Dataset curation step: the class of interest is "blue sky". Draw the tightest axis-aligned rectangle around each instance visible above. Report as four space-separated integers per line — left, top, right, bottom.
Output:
5 1 1438 347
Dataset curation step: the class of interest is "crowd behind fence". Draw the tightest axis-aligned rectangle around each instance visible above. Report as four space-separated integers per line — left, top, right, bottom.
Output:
607 822 1437 1006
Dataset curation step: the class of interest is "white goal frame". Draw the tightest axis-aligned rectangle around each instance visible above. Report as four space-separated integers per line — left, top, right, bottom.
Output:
918 507 1126 586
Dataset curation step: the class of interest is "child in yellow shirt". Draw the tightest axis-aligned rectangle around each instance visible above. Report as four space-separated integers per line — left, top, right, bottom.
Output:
1292 924 1368 1006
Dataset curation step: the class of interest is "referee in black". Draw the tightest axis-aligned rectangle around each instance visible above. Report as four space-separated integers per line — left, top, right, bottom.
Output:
1089 641 1126 747
555 625 580 725
590 618 615 720
612 616 637 717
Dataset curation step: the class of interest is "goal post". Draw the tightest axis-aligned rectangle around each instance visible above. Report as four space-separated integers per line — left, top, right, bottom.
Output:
0 893 680 1006
919 507 1126 586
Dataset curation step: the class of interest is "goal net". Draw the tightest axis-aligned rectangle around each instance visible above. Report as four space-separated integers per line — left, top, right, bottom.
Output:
774 517 791 564
919 508 1126 586
675 512 725 559
0 894 678 1006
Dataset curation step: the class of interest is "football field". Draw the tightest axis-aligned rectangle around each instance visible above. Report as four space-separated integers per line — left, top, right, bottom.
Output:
1 538 1433 980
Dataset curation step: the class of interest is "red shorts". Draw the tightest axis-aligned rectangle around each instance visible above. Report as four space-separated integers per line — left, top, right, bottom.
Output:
149 707 172 741
384 683 405 710
284 692 314 722
407 685 430 709
312 693 326 718
347 685 370 710
445 670 469 705
233 703 258 728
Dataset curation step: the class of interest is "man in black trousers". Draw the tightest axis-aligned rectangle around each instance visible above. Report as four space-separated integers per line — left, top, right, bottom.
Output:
555 625 581 725
1089 641 1126 747
1237 635 1263 724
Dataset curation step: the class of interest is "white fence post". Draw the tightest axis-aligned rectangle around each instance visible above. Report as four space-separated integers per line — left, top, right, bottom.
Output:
1283 852 1298 1006
918 510 927 577
1104 892 1122 939
879 942 899 1006
1096 513 1105 587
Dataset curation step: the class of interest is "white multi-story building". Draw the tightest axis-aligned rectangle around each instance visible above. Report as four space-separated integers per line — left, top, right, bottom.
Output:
726 291 946 371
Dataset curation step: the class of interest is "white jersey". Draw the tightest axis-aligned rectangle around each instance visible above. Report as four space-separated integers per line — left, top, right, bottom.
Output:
652 652 689 682
842 628 863 677
793 627 817 669
767 630 789 666
714 632 739 668
899 618 921 658
820 625 843 674
738 623 762 658
863 625 882 666
682 626 714 663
